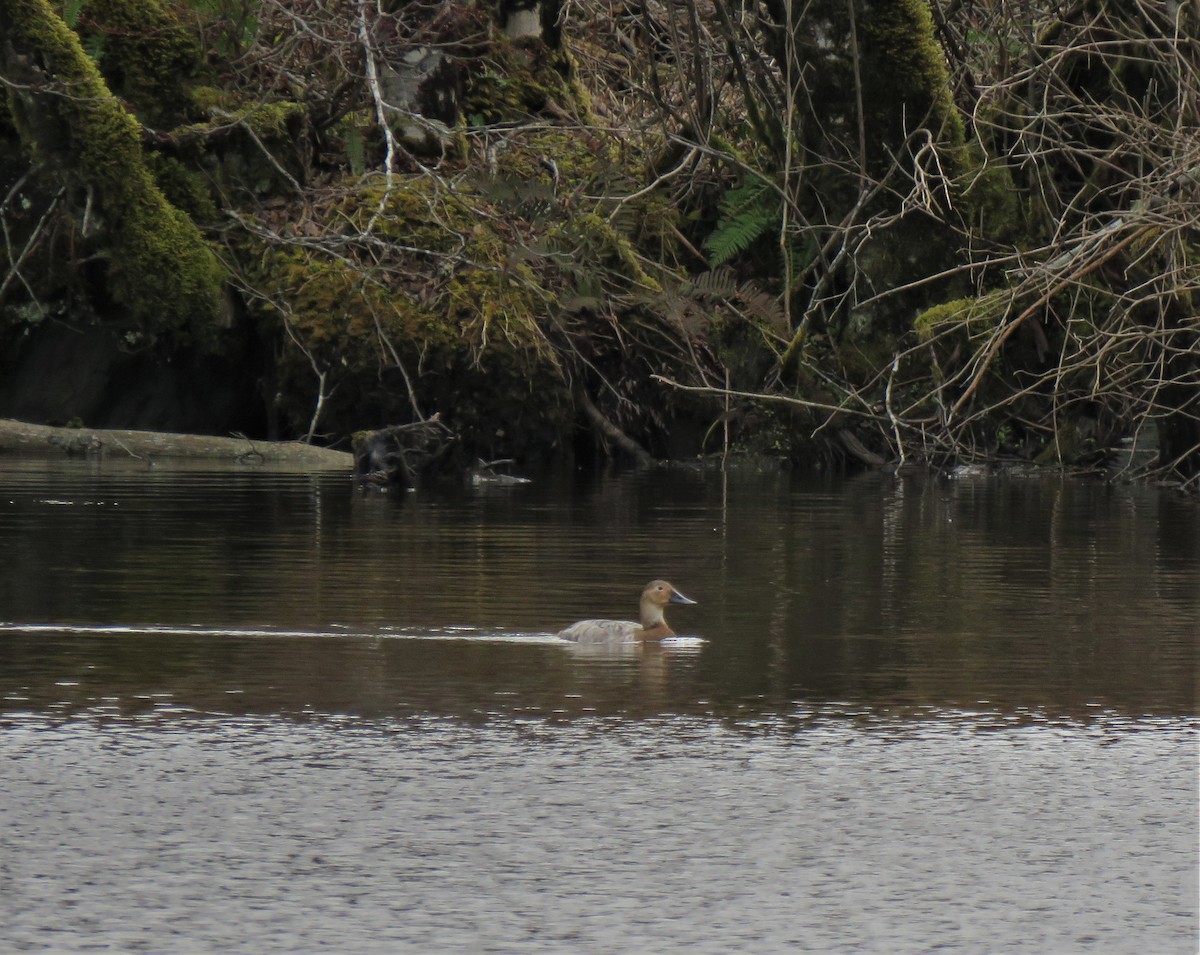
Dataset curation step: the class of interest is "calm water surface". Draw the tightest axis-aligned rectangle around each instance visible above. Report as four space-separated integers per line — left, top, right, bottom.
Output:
0 455 1196 953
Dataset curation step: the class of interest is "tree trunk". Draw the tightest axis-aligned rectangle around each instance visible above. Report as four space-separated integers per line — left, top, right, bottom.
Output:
0 0 224 342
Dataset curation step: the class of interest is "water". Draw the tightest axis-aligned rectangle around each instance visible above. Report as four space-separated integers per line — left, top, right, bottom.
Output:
0 455 1196 953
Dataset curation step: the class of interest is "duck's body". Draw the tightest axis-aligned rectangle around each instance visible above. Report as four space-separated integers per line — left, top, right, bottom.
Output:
557 580 696 645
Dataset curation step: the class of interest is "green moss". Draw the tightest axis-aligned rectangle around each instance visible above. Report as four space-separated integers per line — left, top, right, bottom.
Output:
163 92 309 199
74 0 206 126
2 0 225 341
914 292 1008 342
484 123 682 269
960 140 1031 247
462 40 591 127
236 173 573 445
626 192 683 265
552 212 662 293
447 261 555 359
347 177 481 253
861 0 966 173
237 101 306 138
354 177 559 362
147 153 218 223
172 96 306 143
189 86 230 115
254 248 451 355
492 125 620 182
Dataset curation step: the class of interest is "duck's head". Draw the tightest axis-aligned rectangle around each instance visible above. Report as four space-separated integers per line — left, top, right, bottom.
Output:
637 580 697 636
641 580 697 609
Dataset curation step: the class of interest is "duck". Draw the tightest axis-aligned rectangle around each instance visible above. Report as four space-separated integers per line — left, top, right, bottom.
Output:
557 580 697 645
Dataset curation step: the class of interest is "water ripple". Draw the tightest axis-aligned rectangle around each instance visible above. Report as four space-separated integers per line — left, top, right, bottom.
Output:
0 709 1194 954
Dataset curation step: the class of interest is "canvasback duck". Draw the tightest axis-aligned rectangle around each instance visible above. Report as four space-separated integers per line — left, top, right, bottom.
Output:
557 580 697 645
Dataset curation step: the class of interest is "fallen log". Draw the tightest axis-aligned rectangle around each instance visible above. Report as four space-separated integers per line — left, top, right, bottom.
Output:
0 418 352 469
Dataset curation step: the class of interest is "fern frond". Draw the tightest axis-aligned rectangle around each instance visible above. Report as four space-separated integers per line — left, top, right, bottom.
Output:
736 283 787 333
704 177 780 266
685 268 787 333
687 267 738 298
64 0 86 27
705 206 776 266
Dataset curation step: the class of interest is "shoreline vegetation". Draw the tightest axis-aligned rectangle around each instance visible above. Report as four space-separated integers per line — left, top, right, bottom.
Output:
1 0 1196 488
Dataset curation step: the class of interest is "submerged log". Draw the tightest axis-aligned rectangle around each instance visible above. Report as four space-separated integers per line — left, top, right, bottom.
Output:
0 418 351 469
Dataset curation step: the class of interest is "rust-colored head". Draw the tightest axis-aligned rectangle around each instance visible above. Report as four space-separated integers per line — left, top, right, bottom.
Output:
638 580 697 637
641 580 696 608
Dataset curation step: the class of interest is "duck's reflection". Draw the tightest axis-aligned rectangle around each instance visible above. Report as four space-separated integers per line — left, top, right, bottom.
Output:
561 638 705 712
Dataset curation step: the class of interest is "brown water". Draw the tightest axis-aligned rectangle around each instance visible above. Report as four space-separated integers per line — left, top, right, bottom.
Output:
0 455 1196 953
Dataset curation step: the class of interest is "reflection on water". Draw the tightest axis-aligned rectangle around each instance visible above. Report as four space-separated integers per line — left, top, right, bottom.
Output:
1 455 1195 718
0 455 1196 952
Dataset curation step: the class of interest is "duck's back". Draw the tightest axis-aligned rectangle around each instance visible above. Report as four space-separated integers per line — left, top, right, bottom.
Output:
557 618 639 645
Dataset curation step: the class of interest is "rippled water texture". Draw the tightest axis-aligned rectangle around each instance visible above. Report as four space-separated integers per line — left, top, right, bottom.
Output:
0 456 1196 953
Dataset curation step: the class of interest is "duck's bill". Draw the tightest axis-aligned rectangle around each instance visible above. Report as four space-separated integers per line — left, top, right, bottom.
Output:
670 590 697 605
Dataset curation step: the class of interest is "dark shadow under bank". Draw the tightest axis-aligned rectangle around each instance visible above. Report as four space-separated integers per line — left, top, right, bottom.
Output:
0 320 271 439
2 412 1196 501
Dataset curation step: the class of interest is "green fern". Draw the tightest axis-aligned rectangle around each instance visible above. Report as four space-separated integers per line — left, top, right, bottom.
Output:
704 177 779 266
63 0 86 27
